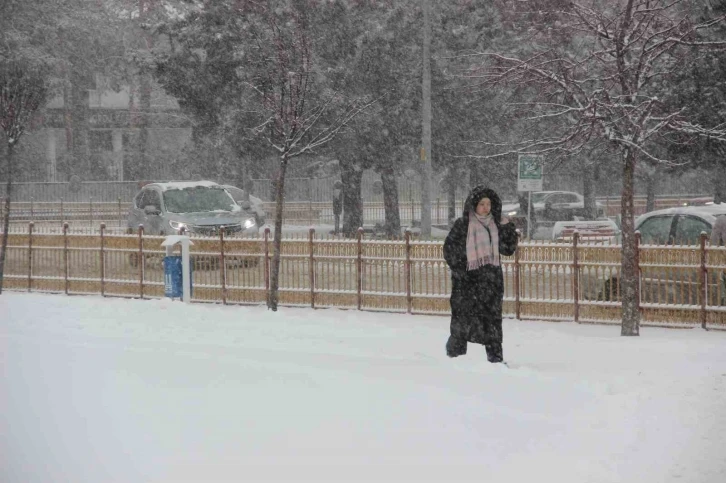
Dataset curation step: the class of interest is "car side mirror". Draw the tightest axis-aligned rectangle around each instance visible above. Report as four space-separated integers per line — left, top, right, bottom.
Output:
239 201 252 210
144 205 160 216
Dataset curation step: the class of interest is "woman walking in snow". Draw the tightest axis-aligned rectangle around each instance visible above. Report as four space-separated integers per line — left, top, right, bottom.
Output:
443 186 519 362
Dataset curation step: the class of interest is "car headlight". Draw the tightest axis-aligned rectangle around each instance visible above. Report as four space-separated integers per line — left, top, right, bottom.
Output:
243 218 256 229
507 210 519 217
169 220 187 231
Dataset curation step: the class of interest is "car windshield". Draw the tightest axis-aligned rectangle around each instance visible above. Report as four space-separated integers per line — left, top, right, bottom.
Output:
224 186 246 203
163 187 238 214
531 193 549 203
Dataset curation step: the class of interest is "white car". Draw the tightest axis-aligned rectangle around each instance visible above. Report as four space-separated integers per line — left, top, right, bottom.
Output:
582 203 726 303
552 219 620 242
634 204 726 245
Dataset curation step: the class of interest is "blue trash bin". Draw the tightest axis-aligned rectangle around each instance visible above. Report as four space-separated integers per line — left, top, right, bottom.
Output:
164 256 193 299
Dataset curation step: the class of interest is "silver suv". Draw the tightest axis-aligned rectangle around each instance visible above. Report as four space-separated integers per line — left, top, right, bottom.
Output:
127 181 259 236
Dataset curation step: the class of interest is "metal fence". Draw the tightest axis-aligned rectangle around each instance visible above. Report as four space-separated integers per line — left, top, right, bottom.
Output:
1 178 713 206
2 225 724 327
1 195 714 231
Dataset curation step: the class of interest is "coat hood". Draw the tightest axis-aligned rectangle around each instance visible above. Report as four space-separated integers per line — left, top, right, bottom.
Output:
463 186 503 226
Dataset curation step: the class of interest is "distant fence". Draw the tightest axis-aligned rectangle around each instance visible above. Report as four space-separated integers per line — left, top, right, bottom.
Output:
0 181 139 203
0 194 715 231
2 226 724 327
0 177 714 205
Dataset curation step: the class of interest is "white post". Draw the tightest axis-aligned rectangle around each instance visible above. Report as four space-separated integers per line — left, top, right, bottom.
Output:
181 240 191 304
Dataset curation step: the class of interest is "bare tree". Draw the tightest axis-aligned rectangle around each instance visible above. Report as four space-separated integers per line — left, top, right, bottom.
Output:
0 60 48 293
154 1 376 311
242 3 375 311
458 0 726 335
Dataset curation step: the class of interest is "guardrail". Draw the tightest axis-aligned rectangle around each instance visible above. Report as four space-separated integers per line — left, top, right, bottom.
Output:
2 225 724 327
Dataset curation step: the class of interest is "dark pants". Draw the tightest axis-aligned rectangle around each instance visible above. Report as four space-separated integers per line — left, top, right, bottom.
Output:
446 318 503 362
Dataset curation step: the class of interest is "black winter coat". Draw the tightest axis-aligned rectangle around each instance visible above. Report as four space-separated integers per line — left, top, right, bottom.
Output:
443 187 519 346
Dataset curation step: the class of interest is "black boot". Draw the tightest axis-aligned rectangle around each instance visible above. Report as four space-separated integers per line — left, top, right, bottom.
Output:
446 336 467 358
485 343 503 363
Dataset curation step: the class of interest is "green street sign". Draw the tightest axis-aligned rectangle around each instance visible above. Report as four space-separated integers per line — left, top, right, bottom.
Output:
518 155 543 191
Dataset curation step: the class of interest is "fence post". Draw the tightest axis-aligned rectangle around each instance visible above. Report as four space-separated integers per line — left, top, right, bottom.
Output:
573 231 580 323
357 227 363 310
138 224 144 299
100 223 106 297
700 231 708 329
405 229 412 314
220 228 227 305
309 228 315 308
30 197 34 223
89 197 93 231
264 227 270 299
63 222 69 295
27 222 34 291
514 231 521 320
60 198 64 228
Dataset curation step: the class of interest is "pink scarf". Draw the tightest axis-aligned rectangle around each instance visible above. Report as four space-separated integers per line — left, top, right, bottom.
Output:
466 212 500 270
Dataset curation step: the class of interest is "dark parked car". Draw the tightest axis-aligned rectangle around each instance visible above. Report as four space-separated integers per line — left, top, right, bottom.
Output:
504 191 606 228
127 181 259 236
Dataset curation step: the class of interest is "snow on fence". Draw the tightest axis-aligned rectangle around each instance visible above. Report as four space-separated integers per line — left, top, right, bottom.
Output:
3 225 724 327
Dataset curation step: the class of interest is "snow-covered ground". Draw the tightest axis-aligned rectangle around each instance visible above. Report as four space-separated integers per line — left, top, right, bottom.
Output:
2 293 726 483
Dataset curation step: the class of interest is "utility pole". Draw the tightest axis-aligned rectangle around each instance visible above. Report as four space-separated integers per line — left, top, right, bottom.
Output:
420 0 432 237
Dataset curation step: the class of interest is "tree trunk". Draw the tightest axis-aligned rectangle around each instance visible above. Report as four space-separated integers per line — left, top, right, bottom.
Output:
420 0 432 237
380 166 400 238
468 158 481 189
0 142 15 294
62 67 74 181
714 157 726 204
620 148 640 336
342 163 363 237
268 156 289 311
138 69 151 178
71 73 89 180
582 163 597 219
645 171 656 213
447 163 457 226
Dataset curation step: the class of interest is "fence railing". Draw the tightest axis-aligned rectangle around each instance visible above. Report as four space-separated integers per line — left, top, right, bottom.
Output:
2 224 724 327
